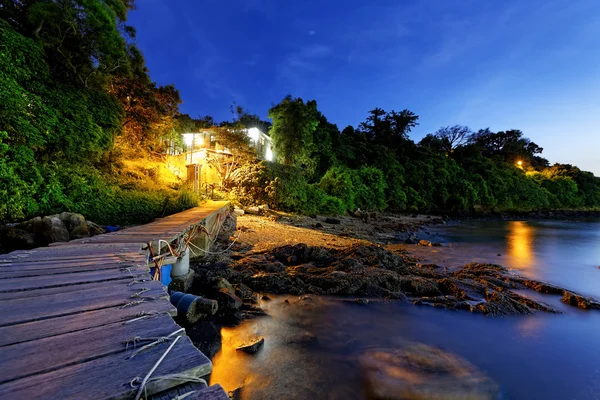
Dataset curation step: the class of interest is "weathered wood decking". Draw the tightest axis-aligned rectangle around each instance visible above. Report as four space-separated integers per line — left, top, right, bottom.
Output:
0 201 230 400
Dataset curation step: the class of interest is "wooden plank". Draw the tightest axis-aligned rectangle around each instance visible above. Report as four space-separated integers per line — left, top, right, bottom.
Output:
0 255 140 267
0 298 176 347
0 280 167 326
182 384 229 400
0 314 185 384
0 335 212 400
0 276 152 301
0 262 141 279
0 266 148 293
0 251 144 264
150 382 208 400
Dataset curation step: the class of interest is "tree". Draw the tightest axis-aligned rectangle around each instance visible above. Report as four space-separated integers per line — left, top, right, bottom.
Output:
207 126 256 189
222 103 271 133
468 129 543 162
109 75 181 154
434 125 471 155
3 0 136 88
359 108 419 150
268 95 319 166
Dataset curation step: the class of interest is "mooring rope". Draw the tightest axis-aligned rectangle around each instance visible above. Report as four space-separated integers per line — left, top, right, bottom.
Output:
120 300 146 309
122 311 159 325
127 328 185 360
130 288 151 298
131 335 182 400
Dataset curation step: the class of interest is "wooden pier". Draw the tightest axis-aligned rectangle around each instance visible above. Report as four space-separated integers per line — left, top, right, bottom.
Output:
0 201 230 400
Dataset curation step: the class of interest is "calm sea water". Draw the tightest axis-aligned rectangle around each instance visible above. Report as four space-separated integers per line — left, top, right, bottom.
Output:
210 219 600 400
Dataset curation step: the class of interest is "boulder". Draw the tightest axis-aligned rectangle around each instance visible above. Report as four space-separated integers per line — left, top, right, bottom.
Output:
215 288 243 310
233 208 245 217
360 344 499 400
41 216 69 244
234 283 258 303
86 221 106 236
244 206 261 215
324 217 341 225
417 240 430 246
236 337 264 354
561 291 600 310
0 226 37 253
213 278 235 293
58 212 88 239
187 321 222 359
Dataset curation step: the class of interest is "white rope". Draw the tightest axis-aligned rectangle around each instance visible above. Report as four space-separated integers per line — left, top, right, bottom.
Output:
132 335 182 400
187 230 241 255
127 328 185 360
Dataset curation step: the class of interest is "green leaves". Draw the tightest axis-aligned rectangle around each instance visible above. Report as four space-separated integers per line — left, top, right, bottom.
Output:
268 95 319 166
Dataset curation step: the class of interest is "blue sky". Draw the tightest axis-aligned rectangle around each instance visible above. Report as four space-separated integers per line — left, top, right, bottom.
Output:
129 0 600 175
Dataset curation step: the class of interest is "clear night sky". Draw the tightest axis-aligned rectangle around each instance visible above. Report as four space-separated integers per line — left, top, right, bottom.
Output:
129 0 600 175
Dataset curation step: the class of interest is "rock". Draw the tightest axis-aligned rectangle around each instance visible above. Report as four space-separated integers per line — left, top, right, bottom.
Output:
324 217 341 224
314 222 323 228
245 206 261 215
219 310 244 326
431 242 442 247
497 253 502 256
233 208 245 216
187 321 222 359
215 288 243 310
58 212 88 239
561 291 600 310
70 225 90 239
360 344 499 400
234 283 258 303
417 240 430 246
0 226 36 253
86 221 106 236
41 216 70 243
240 304 268 318
258 204 269 211
213 278 235 293
229 387 243 400
261 294 272 301
236 337 264 354
404 238 416 244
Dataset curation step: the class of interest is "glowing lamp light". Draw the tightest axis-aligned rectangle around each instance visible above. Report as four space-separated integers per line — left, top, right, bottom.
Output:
517 160 523 167
266 147 273 161
248 127 260 142
182 133 194 147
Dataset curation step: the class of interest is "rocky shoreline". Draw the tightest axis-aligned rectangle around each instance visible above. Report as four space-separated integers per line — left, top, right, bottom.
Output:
183 213 600 399
189 242 599 322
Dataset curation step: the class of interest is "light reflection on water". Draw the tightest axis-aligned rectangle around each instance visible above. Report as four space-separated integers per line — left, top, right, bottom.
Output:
507 221 535 270
210 219 600 400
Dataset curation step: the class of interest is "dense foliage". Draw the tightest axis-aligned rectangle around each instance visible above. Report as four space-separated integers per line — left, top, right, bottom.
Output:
262 98 600 215
2 2 599 223
0 3 197 224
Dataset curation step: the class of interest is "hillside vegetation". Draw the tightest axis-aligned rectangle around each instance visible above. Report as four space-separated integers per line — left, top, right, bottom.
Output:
2 2 599 224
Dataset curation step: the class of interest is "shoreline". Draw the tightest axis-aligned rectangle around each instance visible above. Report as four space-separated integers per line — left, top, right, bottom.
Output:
188 213 600 325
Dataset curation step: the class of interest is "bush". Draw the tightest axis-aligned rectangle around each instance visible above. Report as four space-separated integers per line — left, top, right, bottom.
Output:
318 166 356 210
318 165 387 212
305 185 346 215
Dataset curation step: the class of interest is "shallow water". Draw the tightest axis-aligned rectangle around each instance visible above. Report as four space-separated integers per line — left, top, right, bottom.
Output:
210 219 600 400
